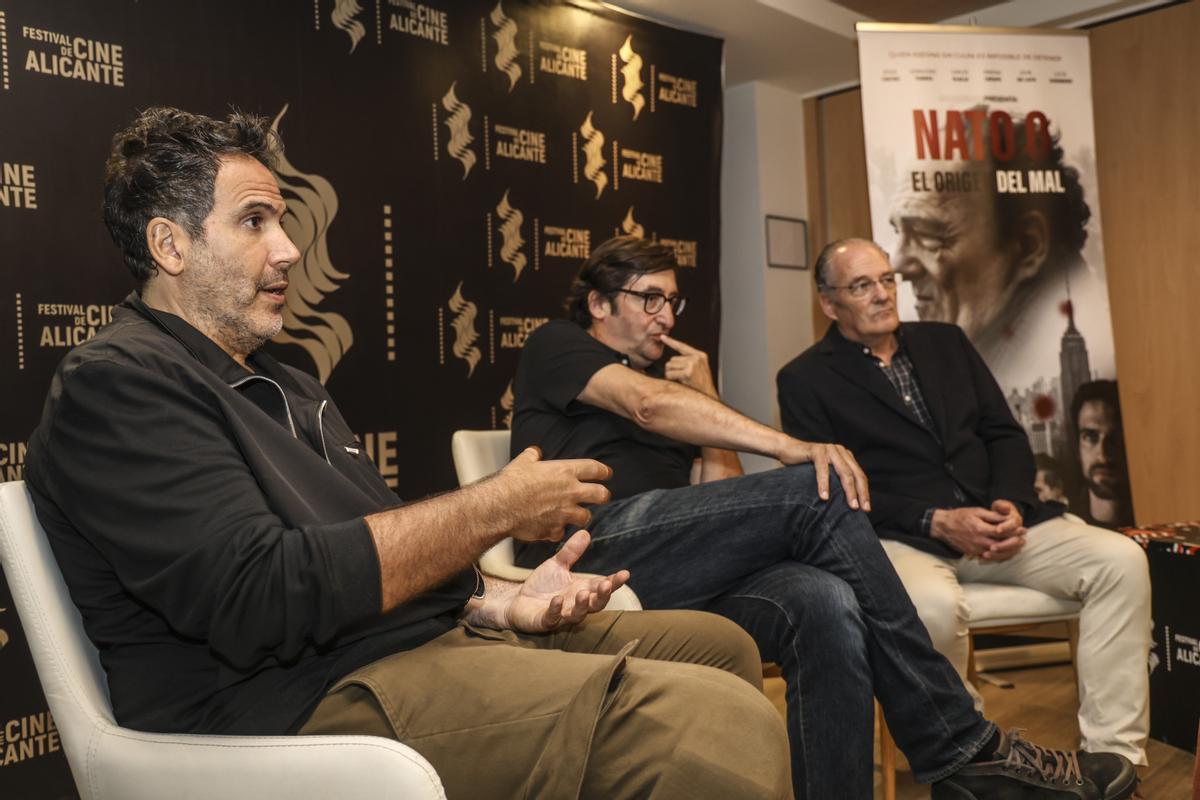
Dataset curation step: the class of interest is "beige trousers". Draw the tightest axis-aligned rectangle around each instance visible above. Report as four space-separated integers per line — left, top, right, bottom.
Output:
300 609 792 799
881 514 1151 764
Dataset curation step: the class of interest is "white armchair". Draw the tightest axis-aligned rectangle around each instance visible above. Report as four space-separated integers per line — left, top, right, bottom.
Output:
450 430 642 611
0 480 445 800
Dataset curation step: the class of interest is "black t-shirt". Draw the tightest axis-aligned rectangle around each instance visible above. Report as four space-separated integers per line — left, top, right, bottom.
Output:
512 319 699 502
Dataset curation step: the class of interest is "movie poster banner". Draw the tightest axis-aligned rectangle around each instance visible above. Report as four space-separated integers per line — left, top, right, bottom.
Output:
856 23 1133 530
0 1 722 795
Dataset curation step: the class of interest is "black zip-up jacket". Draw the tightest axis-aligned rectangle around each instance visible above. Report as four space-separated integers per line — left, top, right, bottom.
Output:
25 293 474 735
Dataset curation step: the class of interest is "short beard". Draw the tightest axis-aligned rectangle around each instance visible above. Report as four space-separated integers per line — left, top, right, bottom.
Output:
185 247 283 360
1085 464 1125 500
222 312 281 357
1086 476 1123 501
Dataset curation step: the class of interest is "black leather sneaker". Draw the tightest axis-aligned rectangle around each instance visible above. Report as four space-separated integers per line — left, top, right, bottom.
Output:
932 729 1138 799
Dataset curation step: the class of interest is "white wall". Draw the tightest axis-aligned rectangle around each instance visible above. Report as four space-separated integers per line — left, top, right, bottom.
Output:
719 82 814 471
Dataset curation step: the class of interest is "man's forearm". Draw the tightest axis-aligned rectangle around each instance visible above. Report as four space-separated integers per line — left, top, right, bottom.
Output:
585 363 870 503
639 380 793 459
365 476 528 614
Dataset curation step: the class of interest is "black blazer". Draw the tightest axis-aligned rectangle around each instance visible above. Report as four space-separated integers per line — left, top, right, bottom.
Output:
776 321 1060 557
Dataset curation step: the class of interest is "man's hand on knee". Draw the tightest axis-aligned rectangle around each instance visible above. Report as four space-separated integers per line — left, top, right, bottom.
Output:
778 440 872 511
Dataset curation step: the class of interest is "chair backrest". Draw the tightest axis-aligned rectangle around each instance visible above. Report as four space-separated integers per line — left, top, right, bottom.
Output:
0 481 115 789
1 480 450 800
450 431 516 575
450 430 512 485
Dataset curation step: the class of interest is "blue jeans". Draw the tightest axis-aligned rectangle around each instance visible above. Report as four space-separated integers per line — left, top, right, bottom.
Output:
516 465 995 800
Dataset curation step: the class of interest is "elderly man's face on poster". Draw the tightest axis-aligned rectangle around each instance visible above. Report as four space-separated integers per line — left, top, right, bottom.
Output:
888 173 1033 340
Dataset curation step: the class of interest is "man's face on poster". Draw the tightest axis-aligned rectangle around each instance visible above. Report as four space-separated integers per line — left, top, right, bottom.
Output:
889 176 1024 340
1034 469 1067 505
1077 399 1126 500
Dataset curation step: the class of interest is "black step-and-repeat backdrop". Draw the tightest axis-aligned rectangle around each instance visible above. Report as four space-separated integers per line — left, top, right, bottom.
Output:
0 1 722 794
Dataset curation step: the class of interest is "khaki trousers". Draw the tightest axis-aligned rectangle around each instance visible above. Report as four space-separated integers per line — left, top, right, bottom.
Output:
881 514 1151 765
300 610 792 799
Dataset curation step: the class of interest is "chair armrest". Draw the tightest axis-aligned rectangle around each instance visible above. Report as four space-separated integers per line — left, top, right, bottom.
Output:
88 729 444 800
479 561 537 583
603 584 643 611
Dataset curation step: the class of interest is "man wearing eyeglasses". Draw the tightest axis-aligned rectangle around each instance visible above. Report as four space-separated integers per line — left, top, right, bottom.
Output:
510 234 1140 800
777 238 1150 774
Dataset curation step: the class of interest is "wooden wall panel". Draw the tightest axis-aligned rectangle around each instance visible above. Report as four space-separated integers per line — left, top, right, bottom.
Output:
819 90 872 242
1091 1 1200 524
803 4 1200 524
803 96 827 342
805 88 872 341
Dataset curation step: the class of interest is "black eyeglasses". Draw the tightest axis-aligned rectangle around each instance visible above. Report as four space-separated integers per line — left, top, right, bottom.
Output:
615 288 687 316
821 271 900 298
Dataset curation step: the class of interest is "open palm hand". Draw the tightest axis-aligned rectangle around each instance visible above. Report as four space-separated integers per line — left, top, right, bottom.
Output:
505 530 631 633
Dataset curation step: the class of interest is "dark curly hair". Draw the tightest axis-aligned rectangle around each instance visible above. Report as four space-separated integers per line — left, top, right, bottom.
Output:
565 236 678 327
970 106 1091 266
103 107 281 284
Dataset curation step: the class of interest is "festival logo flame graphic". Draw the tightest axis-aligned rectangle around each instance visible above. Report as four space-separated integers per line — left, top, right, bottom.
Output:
622 206 645 238
496 190 527 282
331 0 366 54
270 105 354 385
489 1 522 92
443 82 477 180
500 380 514 428
580 112 608 199
448 281 482 377
618 35 645 120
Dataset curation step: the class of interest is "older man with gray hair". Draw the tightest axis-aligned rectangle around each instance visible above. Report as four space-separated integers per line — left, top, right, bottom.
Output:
778 237 1151 775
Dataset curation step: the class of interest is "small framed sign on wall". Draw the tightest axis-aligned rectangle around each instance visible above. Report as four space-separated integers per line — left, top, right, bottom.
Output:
765 215 809 269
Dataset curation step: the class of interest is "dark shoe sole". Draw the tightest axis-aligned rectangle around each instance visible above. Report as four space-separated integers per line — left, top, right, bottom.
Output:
932 773 1139 800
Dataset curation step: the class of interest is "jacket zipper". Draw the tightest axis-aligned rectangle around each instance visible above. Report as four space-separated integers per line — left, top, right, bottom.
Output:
315 400 332 466
228 375 298 438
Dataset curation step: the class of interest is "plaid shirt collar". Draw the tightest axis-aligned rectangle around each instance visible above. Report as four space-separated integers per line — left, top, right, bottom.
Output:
854 328 939 438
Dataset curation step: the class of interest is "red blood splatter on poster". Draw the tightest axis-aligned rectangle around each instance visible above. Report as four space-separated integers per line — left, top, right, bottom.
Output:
1033 394 1056 420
